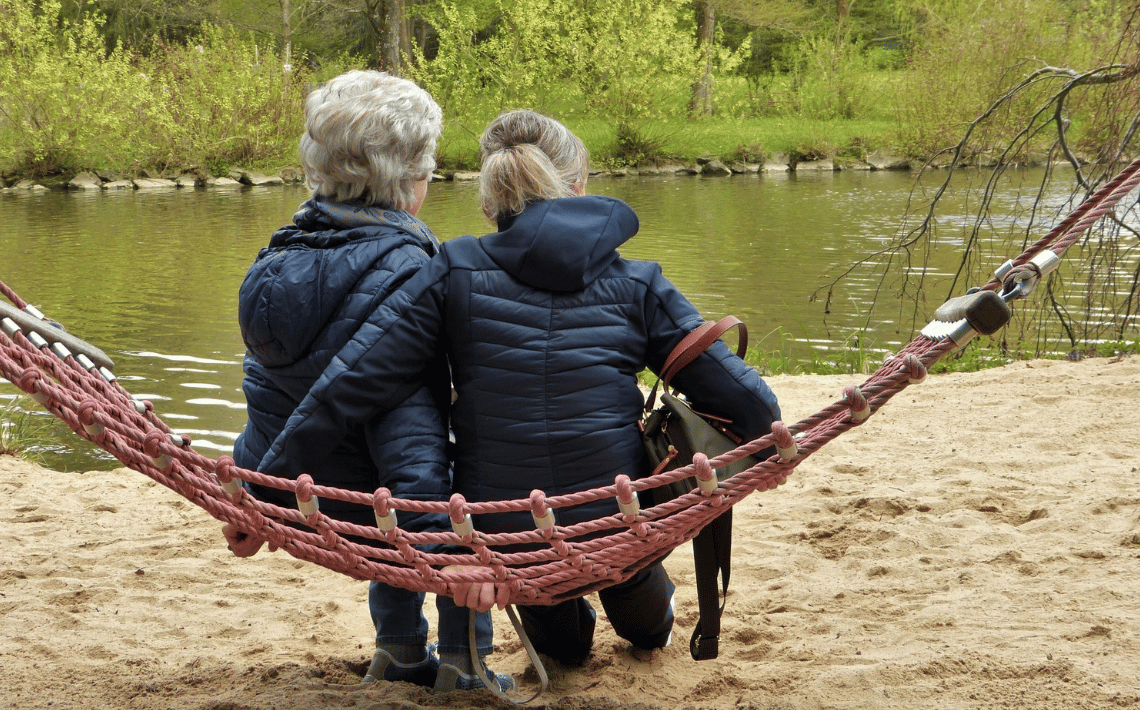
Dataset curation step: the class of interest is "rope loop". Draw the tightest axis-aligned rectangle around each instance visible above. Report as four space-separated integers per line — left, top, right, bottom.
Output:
77 400 98 426
614 474 640 519
17 367 45 403
771 421 797 461
530 489 555 531
373 487 392 515
904 354 927 384
372 487 398 535
295 473 319 519
214 455 244 499
142 431 174 470
693 453 718 494
844 385 871 422
449 493 474 538
77 400 105 437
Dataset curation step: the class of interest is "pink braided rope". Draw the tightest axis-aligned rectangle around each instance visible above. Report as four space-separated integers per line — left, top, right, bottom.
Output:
0 285 950 604
0 161 1129 603
979 155 1140 294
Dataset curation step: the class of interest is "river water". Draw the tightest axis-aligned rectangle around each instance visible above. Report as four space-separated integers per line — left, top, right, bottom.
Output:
0 168 1126 470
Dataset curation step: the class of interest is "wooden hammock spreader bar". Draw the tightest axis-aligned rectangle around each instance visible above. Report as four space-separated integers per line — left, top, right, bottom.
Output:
2 156 1138 607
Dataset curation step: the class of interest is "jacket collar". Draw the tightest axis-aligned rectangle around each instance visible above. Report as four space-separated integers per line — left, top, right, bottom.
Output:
479 195 638 292
277 195 441 254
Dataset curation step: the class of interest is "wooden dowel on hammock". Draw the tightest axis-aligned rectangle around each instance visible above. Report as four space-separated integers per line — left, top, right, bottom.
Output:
0 300 115 371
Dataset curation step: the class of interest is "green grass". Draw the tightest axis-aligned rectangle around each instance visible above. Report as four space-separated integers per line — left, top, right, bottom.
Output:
431 71 903 171
437 114 899 171
0 396 51 462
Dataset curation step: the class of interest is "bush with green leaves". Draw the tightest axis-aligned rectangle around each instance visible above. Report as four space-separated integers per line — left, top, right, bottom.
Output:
0 0 156 175
412 0 700 123
894 0 1128 161
0 0 309 176
142 25 310 174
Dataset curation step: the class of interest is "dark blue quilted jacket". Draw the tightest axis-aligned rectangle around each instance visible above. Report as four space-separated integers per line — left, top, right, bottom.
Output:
260 195 780 536
233 196 451 532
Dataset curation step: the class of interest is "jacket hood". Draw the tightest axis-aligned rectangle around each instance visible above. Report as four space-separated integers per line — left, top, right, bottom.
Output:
239 197 438 368
479 195 638 292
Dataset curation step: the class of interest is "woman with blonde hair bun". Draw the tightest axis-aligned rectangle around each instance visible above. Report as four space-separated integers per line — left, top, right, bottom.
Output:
260 109 781 676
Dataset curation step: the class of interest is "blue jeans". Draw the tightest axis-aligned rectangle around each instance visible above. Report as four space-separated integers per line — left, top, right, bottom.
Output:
369 581 493 657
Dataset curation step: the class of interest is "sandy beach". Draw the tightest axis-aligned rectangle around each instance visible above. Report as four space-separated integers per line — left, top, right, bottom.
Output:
2 356 1138 710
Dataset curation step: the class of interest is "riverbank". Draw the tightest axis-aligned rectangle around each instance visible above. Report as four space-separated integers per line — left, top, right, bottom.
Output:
0 148 918 193
5 146 1108 193
3 357 1138 710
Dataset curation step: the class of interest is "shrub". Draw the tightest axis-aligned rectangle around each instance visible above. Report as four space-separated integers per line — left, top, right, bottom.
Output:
611 121 669 166
0 0 156 175
142 25 310 172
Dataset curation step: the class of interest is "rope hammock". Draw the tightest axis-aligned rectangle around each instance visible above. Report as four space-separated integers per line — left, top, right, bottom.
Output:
3 157 1139 610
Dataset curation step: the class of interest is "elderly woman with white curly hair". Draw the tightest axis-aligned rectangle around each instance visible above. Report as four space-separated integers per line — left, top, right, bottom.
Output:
225 69 508 694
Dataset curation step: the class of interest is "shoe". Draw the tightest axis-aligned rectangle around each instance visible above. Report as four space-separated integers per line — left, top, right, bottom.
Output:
363 644 440 688
432 661 516 694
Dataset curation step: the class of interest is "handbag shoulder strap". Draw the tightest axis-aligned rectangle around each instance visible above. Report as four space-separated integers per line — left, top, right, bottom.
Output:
645 316 747 412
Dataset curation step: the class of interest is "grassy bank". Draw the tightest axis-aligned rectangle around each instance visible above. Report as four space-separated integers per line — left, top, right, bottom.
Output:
437 113 900 172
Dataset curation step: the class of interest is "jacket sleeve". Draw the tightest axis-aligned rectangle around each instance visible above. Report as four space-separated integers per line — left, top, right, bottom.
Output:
643 267 781 446
258 255 450 480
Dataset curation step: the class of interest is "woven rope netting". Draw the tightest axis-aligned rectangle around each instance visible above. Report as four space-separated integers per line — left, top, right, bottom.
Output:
3 157 1139 607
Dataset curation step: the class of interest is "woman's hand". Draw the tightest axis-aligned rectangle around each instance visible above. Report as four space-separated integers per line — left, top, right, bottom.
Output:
443 564 504 612
222 523 265 557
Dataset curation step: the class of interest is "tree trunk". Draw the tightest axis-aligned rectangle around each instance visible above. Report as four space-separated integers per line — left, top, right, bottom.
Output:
690 1 715 117
280 0 293 74
377 0 405 76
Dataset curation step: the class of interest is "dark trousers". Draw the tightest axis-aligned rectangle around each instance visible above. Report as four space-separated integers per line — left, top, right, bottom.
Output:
516 562 675 665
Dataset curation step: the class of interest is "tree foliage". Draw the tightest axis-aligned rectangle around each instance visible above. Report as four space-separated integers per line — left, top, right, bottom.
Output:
0 0 310 176
0 0 156 175
817 3 1140 358
409 0 701 121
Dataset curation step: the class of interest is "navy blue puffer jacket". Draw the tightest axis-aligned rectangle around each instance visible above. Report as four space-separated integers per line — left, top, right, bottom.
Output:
259 195 780 536
233 196 451 532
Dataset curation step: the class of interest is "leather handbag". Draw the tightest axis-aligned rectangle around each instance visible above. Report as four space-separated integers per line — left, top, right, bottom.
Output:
641 316 758 505
639 316 759 661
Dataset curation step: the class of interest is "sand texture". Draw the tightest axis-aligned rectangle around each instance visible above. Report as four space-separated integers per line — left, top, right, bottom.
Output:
2 357 1139 710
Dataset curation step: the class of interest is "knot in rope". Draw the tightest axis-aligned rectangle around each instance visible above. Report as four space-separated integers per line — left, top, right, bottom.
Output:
143 431 175 471
295 473 319 520
771 421 797 461
844 385 871 422
373 487 392 516
77 400 105 437
613 476 635 507
17 367 44 401
214 455 243 499
77 400 98 426
529 489 555 532
692 453 719 498
373 487 398 537
613 474 645 531
903 354 927 384
449 493 474 538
